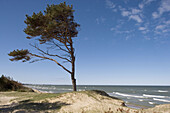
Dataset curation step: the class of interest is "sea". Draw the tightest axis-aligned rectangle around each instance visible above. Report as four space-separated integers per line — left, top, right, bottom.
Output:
25 84 170 109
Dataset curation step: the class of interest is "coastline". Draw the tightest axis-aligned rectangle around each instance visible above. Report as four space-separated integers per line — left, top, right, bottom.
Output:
25 84 170 108
0 90 170 113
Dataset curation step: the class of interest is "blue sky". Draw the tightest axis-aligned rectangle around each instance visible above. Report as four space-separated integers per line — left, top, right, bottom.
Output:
0 0 170 85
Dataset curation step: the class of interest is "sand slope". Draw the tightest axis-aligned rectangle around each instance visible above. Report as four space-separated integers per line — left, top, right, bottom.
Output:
0 90 170 113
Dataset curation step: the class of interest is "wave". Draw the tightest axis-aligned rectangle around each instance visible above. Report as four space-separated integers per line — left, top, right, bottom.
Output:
27 85 74 91
59 88 72 91
38 90 49 93
138 99 143 101
114 92 145 98
48 91 54 93
148 102 155 104
143 94 166 98
157 90 168 92
26 86 57 90
78 89 85 91
153 98 170 102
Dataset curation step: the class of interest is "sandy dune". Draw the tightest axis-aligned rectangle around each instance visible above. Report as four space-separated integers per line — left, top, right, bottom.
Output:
0 90 170 113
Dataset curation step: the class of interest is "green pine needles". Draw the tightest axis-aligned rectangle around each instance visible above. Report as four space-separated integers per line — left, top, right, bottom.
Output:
8 49 30 62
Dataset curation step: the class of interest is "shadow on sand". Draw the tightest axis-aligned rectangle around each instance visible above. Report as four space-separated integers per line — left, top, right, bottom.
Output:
0 99 69 113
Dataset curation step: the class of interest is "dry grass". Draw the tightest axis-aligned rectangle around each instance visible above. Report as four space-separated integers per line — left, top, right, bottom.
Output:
0 90 170 113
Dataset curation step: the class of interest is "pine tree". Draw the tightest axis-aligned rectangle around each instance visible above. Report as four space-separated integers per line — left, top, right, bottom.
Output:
8 2 80 91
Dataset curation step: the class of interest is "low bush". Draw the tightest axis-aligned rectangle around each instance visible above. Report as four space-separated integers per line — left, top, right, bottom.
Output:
0 75 33 92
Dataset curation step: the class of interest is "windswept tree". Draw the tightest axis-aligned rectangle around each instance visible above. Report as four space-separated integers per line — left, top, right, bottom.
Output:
8 2 80 91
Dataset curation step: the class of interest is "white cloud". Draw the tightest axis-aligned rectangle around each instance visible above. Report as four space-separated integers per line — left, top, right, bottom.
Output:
131 8 141 14
101 17 106 22
139 27 146 30
152 0 170 19
96 18 100 24
153 20 170 34
152 12 159 19
112 9 117 12
164 20 170 24
105 0 117 12
121 11 131 16
119 5 143 23
139 4 144 9
162 28 170 33
159 0 170 14
125 36 130 40
155 25 165 30
110 27 115 31
119 7 143 23
124 0 129 4
96 17 106 24
129 15 143 23
139 0 155 9
106 0 115 9
107 0 170 41
118 5 126 11
144 36 151 40
145 0 155 4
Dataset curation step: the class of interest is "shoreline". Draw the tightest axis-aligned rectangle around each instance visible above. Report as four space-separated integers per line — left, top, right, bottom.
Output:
34 88 170 110
25 84 170 110
31 88 168 110
0 90 170 112
125 103 150 109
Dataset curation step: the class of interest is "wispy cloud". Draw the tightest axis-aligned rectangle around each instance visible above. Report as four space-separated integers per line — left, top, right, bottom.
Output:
96 17 106 24
106 0 170 41
145 0 155 4
139 4 144 9
105 0 117 12
154 20 170 33
159 0 170 15
138 22 150 34
121 11 143 23
106 0 116 9
119 6 143 23
144 36 151 40
155 25 166 30
152 12 159 19
131 8 141 14
129 15 143 23
121 10 131 16
152 0 170 19
139 27 146 31
164 20 170 24
105 0 115 9
139 0 155 10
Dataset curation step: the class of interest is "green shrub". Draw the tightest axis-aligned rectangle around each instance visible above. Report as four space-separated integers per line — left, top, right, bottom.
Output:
0 75 33 92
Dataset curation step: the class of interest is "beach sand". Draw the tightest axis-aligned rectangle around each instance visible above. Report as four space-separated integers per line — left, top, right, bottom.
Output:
0 90 170 113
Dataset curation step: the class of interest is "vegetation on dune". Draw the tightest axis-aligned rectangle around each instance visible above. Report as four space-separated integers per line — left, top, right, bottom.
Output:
0 75 33 92
0 90 169 112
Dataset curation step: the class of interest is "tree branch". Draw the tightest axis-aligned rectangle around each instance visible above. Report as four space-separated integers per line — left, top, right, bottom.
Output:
29 58 45 63
29 53 72 74
51 40 70 53
30 44 71 62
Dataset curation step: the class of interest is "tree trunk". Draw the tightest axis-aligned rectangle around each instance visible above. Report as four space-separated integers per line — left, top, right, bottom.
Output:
71 74 76 91
69 37 77 91
71 60 76 91
71 57 76 91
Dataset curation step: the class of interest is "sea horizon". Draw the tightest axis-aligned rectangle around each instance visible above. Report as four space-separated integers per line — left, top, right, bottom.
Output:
23 83 170 87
